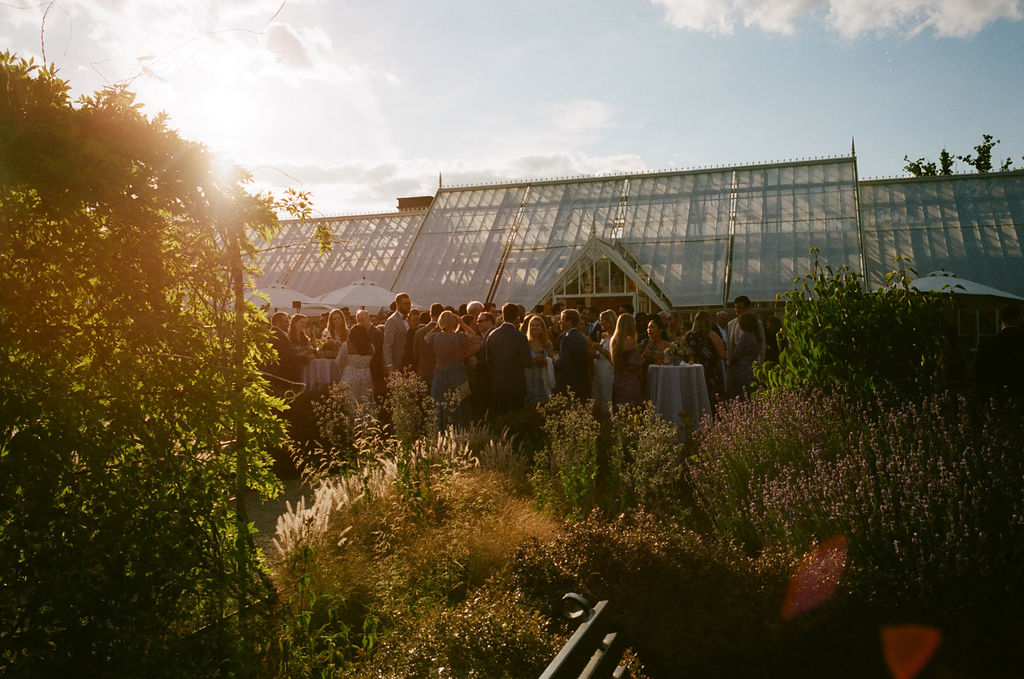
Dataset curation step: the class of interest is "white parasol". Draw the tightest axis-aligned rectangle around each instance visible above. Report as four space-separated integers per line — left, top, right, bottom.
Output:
909 270 1024 301
311 278 404 310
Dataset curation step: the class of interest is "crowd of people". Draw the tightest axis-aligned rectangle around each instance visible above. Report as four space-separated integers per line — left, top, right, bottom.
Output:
264 292 787 427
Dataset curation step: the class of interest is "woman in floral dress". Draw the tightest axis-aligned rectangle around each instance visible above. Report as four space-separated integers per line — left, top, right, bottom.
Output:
337 324 375 405
683 310 725 400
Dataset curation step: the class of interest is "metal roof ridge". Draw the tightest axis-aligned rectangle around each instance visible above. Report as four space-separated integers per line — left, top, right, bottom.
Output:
859 168 1024 184
278 208 428 224
439 154 856 191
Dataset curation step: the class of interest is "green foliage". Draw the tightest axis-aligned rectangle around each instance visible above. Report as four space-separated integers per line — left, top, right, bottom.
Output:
903 133 1018 176
758 250 948 400
383 370 436 448
276 546 377 678
534 393 601 519
902 154 941 177
957 133 1006 173
0 51 294 675
606 402 686 517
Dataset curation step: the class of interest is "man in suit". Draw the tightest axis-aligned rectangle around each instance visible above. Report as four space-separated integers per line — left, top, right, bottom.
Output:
714 311 730 345
413 303 444 384
471 311 497 419
727 295 765 364
583 306 603 342
975 303 1024 400
555 308 590 399
383 292 411 376
265 311 297 392
486 302 533 415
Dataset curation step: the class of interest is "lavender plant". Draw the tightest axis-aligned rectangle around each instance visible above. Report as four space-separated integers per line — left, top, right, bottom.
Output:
689 389 1024 619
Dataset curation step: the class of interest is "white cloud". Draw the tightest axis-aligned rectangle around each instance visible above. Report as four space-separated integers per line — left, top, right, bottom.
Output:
546 99 617 137
650 0 1023 37
826 0 1023 38
250 151 649 215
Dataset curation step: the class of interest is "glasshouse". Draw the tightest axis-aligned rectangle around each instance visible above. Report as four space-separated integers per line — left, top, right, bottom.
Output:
252 153 1024 318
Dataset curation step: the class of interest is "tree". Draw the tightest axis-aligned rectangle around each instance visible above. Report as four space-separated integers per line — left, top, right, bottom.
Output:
0 51 305 675
758 251 949 401
904 133 1019 176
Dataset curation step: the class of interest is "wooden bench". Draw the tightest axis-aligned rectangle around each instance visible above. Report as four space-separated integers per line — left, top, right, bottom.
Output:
539 593 629 679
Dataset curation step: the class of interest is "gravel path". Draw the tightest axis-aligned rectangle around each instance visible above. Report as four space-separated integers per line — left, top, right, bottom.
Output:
245 476 309 564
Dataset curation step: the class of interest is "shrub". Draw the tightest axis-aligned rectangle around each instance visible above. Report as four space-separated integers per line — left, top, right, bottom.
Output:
687 388 860 548
534 394 601 519
759 251 949 401
351 585 558 679
505 512 865 678
607 401 686 517
688 389 1024 671
270 423 558 677
384 370 436 448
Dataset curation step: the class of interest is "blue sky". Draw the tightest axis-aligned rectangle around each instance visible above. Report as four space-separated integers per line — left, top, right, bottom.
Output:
3 0 1023 214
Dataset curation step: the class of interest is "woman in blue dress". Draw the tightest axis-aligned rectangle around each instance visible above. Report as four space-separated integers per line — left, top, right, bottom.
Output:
425 311 482 429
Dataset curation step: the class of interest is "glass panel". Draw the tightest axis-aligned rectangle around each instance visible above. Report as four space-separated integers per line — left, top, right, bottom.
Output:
250 212 425 298
730 160 860 301
596 258 611 294
580 264 593 294
860 174 1024 296
392 185 527 305
610 262 625 292
496 178 626 303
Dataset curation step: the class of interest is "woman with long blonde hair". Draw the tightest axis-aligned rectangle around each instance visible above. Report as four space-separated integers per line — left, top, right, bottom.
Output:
610 313 645 406
320 308 348 359
522 313 553 404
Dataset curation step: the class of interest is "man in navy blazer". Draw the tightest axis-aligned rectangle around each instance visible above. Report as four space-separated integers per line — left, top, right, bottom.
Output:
555 308 590 399
486 303 533 415
975 303 1024 400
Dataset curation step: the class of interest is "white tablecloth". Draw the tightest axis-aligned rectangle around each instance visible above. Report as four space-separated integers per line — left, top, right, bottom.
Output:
302 358 339 391
647 364 712 432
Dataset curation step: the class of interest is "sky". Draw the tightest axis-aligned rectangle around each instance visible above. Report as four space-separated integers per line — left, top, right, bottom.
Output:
3 0 1024 216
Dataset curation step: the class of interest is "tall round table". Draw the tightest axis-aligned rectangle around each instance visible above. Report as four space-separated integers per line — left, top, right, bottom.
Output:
302 358 339 391
647 363 712 434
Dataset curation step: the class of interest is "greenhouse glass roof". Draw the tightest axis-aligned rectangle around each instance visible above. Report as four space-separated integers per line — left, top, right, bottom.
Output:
860 171 1024 296
257 160 1024 308
251 211 425 298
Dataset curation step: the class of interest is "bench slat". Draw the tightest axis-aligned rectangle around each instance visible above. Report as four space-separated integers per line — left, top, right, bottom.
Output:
579 631 626 679
539 600 613 679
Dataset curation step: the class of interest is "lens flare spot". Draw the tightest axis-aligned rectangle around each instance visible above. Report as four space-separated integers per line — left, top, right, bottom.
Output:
881 625 942 679
781 535 848 619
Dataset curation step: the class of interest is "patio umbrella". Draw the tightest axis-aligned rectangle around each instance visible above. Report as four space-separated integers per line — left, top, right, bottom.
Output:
909 270 1024 301
311 278 403 310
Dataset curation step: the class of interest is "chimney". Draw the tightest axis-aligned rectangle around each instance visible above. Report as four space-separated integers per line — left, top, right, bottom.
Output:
397 195 434 212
